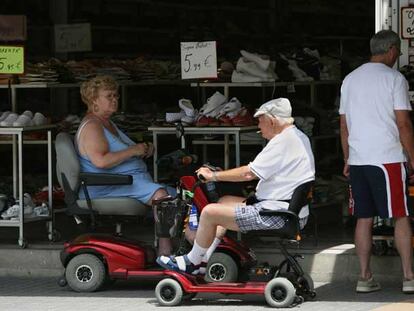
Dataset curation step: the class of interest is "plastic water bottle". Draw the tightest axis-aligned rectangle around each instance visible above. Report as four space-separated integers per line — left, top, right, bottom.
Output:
189 204 199 230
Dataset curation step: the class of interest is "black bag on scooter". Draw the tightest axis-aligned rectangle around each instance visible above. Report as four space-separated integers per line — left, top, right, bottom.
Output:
153 196 187 238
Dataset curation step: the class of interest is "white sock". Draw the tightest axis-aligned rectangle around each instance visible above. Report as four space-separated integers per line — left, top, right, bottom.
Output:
203 237 221 263
187 240 208 265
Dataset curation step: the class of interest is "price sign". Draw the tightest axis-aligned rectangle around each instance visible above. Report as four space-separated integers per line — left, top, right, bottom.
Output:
54 23 92 52
180 41 217 79
402 7 414 39
0 45 24 75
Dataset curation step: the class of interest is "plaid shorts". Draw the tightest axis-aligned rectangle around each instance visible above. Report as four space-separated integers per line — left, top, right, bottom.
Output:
234 203 286 233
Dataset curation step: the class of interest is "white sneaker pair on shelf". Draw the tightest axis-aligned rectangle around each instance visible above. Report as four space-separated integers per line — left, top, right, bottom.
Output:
1 193 34 220
199 93 243 119
0 110 47 127
165 99 198 125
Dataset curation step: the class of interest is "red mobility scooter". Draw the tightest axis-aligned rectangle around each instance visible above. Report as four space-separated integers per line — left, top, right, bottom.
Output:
58 174 256 292
154 180 316 308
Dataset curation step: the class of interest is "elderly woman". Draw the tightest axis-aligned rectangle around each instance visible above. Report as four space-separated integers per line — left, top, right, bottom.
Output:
76 75 175 255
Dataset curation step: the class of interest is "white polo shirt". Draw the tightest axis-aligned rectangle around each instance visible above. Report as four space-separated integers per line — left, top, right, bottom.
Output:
248 126 315 217
339 62 411 165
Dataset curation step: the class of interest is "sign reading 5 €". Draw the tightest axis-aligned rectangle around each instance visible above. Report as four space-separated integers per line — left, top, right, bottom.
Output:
0 45 24 75
180 41 217 79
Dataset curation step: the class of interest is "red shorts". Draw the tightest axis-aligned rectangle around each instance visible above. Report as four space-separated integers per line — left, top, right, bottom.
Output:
349 163 413 218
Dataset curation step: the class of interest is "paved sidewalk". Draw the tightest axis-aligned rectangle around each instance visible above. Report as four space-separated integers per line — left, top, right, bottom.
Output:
0 277 413 311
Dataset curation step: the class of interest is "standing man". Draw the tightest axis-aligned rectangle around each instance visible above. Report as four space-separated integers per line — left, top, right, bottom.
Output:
340 29 414 293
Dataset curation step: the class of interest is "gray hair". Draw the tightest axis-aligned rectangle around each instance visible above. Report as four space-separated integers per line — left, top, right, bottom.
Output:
265 113 294 126
370 30 400 56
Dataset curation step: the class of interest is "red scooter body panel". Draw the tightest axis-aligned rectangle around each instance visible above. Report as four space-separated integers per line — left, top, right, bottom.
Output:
164 270 266 294
62 234 153 276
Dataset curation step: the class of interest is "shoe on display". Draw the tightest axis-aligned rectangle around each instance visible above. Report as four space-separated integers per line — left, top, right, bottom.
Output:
181 114 196 126
230 108 255 126
1 204 20 220
64 114 81 123
0 111 11 122
217 97 242 118
165 111 186 123
22 110 33 119
356 276 381 293
199 91 227 116
13 114 33 127
33 203 49 217
0 113 18 127
32 112 48 126
178 99 196 117
240 50 271 71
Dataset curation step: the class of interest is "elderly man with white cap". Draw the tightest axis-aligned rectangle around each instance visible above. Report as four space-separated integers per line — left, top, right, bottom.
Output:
157 98 315 274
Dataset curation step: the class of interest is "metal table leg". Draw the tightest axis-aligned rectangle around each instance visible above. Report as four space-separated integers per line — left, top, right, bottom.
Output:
153 132 158 182
18 133 24 247
224 134 229 169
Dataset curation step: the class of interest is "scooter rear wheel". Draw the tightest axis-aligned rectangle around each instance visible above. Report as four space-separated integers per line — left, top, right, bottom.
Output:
205 252 238 283
155 278 184 306
65 254 106 292
264 277 296 308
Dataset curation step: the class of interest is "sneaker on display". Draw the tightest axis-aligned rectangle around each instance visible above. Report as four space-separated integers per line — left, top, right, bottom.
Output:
1 205 20 220
32 112 48 126
0 113 18 127
22 110 33 119
33 203 49 217
13 114 33 127
0 111 11 122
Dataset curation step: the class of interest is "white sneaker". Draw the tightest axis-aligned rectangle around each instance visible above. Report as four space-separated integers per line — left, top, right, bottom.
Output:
0 111 11 122
64 114 81 123
165 111 186 123
0 113 18 126
1 205 19 219
22 110 33 119
13 114 33 127
199 92 227 116
240 50 271 71
33 203 49 217
32 112 48 126
178 99 196 117
217 97 242 118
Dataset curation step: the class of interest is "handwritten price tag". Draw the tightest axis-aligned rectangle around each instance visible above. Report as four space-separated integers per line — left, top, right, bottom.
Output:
402 7 414 39
0 45 24 75
54 23 92 53
181 41 217 79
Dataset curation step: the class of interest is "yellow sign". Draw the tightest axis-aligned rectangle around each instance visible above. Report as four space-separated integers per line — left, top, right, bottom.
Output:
0 45 24 74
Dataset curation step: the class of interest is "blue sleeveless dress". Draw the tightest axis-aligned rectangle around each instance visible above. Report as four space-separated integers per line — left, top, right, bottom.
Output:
76 119 175 204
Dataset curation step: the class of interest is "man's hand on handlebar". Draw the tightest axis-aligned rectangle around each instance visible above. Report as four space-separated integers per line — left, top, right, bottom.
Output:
195 167 214 182
196 164 222 182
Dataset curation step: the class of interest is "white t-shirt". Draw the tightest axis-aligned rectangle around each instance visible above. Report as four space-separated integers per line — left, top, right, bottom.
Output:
248 126 315 218
339 62 411 165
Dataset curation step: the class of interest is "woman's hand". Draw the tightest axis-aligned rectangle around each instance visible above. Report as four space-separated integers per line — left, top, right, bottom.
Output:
131 142 153 158
195 166 214 182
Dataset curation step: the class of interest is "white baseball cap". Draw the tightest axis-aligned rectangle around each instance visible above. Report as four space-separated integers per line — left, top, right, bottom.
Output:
254 98 294 123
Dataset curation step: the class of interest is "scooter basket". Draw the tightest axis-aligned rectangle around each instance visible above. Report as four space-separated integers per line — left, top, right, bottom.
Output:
153 197 187 238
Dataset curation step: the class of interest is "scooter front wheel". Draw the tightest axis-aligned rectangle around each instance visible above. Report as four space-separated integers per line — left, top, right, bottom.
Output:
265 277 296 308
155 278 184 306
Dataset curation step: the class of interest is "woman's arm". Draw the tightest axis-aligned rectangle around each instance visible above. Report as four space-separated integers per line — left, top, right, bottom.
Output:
79 121 146 169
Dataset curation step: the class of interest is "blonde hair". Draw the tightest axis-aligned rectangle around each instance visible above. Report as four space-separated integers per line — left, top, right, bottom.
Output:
80 75 118 109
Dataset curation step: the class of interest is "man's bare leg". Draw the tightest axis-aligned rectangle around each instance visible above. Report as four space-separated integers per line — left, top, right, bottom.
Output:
394 217 414 280
355 217 373 279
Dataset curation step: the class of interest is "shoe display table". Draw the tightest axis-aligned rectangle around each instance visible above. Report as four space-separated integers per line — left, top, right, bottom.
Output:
148 125 258 182
0 124 56 247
